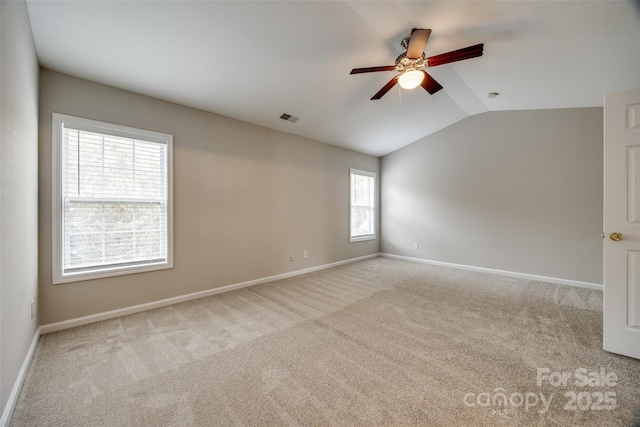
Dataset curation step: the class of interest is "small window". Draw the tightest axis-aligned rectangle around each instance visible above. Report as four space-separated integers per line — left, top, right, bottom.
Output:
52 113 173 284
349 168 376 242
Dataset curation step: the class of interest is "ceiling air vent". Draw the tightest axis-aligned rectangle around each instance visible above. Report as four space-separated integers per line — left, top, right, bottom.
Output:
279 113 299 123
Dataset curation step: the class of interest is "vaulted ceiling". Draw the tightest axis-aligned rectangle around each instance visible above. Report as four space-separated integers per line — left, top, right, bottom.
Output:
26 1 640 156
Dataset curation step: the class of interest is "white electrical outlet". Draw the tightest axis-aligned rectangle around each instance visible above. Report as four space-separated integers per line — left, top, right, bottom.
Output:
30 301 35 319
413 243 419 250
303 250 308 258
290 253 294 261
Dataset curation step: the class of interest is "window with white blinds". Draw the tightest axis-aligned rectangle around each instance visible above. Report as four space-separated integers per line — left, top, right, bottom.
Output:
349 168 376 242
52 113 173 284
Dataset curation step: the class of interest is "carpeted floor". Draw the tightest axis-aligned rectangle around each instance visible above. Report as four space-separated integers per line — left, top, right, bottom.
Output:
10 258 640 426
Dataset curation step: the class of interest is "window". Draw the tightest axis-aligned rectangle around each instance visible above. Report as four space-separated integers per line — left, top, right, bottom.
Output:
52 113 173 284
349 168 376 242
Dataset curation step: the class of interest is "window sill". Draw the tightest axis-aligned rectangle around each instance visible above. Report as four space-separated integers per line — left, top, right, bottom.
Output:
350 235 376 243
53 261 173 285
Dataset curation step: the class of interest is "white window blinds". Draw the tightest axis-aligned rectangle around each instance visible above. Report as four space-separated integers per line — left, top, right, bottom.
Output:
52 113 173 283
350 169 376 241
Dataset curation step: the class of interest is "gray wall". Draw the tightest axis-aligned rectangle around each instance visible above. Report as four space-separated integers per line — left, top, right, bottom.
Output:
0 0 40 416
38 69 379 325
381 108 603 284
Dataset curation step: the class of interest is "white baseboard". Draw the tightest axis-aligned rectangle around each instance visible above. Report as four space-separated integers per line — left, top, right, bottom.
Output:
379 253 603 291
40 253 379 335
40 252 602 335
0 327 41 427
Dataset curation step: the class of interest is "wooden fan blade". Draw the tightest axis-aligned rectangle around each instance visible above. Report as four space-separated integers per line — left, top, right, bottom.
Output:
420 71 443 95
371 76 399 100
407 28 432 59
350 65 396 74
427 43 484 67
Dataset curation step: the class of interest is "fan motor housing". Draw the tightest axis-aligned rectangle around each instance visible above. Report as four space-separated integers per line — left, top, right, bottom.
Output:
394 52 428 73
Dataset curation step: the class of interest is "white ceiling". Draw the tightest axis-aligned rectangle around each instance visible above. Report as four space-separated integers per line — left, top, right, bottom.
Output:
26 1 640 157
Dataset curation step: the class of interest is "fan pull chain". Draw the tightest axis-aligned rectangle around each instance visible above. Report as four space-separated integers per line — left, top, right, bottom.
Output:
398 85 402 103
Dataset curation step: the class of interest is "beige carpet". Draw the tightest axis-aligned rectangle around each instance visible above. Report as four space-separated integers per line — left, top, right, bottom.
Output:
10 258 640 426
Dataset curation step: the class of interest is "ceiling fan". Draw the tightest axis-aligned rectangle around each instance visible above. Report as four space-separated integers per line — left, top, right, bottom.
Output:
350 28 484 100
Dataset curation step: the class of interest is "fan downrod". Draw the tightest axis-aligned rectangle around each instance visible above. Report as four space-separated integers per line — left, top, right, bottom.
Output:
400 37 410 51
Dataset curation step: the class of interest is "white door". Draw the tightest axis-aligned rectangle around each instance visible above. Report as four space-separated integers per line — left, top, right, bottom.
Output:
603 87 640 359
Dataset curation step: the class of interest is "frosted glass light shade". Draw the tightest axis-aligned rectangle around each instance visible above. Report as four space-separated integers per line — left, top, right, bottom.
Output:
398 70 424 89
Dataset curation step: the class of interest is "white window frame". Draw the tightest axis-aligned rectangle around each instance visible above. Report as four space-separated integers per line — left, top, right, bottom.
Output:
51 113 174 284
349 168 376 243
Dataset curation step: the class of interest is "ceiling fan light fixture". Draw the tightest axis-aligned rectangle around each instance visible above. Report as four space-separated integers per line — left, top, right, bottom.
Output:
349 28 483 100
398 69 424 90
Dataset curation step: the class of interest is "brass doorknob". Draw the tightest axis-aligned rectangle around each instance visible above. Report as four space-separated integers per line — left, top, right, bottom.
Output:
610 232 624 241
